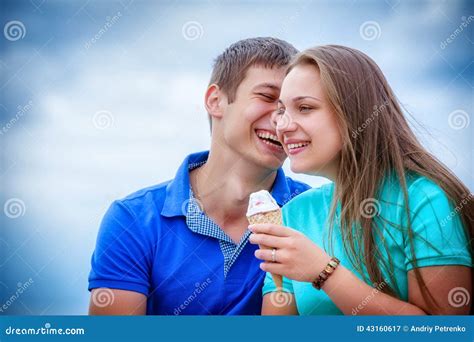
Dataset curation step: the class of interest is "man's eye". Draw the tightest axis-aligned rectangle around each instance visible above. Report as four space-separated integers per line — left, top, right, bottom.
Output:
259 93 276 102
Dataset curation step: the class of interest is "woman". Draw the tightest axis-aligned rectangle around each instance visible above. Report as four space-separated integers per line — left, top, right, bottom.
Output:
249 45 473 315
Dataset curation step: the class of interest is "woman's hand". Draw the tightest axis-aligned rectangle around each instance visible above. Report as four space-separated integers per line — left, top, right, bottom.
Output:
248 223 331 283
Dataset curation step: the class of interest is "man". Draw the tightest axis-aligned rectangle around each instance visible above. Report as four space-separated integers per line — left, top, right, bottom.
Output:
88 37 310 315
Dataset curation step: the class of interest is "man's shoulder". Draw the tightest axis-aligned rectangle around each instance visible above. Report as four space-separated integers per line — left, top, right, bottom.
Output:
284 176 312 196
116 180 172 213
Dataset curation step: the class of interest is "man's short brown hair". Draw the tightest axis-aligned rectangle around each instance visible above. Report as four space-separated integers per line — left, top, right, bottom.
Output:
209 37 298 104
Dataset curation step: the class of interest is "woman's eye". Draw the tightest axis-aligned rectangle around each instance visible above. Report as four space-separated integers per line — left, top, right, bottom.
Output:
299 105 312 112
275 107 285 115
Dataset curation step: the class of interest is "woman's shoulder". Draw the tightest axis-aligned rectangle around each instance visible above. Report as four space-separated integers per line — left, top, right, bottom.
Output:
282 182 334 230
382 172 449 200
381 172 458 221
406 173 447 197
283 182 334 214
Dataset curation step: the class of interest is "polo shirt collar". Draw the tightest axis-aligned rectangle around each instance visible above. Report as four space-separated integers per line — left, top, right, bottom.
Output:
160 150 292 217
161 151 209 217
270 167 292 207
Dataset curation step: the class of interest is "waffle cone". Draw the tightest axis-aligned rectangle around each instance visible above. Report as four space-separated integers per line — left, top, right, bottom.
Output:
248 209 283 291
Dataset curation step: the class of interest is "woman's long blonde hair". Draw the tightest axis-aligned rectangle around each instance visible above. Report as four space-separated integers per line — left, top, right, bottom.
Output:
288 45 473 311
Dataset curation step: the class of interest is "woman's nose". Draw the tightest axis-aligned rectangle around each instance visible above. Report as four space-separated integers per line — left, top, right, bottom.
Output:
275 112 297 133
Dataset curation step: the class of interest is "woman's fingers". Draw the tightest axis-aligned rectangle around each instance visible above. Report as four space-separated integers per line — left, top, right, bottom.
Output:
260 261 286 275
255 248 278 262
249 233 286 248
248 223 294 237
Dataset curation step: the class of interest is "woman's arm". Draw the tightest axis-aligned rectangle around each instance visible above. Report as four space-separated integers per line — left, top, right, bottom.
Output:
321 264 471 315
249 223 472 315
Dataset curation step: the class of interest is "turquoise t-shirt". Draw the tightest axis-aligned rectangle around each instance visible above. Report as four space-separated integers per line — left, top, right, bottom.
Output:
262 174 472 315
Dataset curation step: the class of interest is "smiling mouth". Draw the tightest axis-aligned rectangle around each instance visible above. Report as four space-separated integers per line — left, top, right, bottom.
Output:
287 142 310 150
255 130 283 149
285 141 311 155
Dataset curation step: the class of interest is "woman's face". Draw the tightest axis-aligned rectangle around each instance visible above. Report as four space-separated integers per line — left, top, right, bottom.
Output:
276 63 343 179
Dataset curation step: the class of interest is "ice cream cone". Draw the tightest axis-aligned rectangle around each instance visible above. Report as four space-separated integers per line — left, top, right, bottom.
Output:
247 191 284 291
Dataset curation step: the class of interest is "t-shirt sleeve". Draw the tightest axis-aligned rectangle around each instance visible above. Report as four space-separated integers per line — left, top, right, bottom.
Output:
262 272 294 295
404 179 472 271
88 200 151 296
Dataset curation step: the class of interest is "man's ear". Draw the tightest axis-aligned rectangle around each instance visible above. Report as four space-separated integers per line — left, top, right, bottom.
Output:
205 84 226 120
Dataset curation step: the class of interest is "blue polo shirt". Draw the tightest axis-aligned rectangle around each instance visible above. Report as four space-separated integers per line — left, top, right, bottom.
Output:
88 151 310 315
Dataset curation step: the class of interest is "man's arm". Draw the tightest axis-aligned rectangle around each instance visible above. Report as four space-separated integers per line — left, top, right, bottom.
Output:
89 288 147 315
88 201 152 315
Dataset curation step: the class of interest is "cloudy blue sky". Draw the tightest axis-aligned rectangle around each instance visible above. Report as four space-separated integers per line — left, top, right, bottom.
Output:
0 0 472 314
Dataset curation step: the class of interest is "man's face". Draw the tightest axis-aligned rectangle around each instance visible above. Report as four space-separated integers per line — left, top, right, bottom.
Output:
215 66 287 170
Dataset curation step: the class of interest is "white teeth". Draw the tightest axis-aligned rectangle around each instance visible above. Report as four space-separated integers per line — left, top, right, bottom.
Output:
261 139 283 149
287 142 310 149
257 131 279 142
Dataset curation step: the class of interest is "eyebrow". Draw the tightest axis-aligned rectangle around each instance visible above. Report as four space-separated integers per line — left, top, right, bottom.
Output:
252 83 281 92
278 95 321 105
